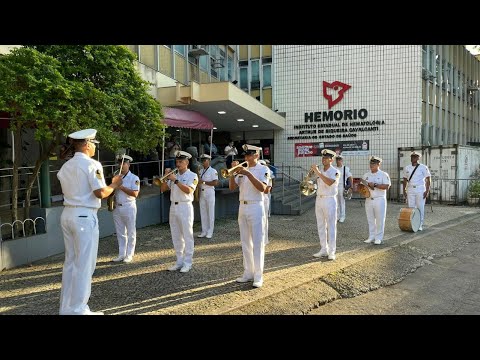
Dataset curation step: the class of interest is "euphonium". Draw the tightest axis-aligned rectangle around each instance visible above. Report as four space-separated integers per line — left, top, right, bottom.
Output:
153 168 179 187
299 168 318 196
220 161 248 179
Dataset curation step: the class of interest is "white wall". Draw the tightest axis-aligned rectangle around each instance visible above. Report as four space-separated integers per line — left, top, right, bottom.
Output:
273 45 422 182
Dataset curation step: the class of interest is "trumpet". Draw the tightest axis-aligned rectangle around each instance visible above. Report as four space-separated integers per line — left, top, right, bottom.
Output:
220 161 248 179
153 168 179 187
299 168 318 196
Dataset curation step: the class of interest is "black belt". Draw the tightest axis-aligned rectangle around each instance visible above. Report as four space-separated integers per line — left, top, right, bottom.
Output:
174 202 191 205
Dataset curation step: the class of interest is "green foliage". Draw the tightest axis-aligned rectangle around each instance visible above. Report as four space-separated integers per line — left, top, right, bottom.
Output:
468 181 480 198
469 169 480 198
0 45 165 154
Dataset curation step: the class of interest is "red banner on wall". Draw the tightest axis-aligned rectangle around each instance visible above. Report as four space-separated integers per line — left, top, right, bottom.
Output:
294 140 369 157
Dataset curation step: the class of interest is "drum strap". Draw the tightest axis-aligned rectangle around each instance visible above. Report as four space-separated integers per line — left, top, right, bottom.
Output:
408 164 420 182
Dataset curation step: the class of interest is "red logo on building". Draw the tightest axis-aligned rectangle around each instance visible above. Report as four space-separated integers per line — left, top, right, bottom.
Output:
323 81 351 109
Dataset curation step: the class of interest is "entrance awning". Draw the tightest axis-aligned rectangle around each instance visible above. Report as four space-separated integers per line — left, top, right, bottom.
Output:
163 107 213 130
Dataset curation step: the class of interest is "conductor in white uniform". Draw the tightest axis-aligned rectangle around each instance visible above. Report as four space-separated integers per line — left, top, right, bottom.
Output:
311 149 340 261
197 154 219 239
229 144 269 288
57 129 123 315
111 155 140 263
160 150 199 273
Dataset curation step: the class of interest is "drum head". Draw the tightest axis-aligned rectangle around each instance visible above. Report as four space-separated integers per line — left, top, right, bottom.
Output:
410 208 421 232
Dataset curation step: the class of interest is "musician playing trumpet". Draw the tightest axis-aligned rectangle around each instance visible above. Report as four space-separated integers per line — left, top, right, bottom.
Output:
229 144 269 288
311 149 340 261
160 150 199 273
111 155 140 264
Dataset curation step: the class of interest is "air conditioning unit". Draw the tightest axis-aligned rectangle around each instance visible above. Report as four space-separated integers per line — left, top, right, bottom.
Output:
212 58 225 69
422 69 430 80
188 45 209 57
422 69 435 80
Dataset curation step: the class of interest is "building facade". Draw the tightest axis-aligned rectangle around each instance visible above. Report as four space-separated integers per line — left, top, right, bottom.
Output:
272 45 480 193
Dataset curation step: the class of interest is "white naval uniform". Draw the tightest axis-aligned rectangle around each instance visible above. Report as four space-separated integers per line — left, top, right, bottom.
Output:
199 166 218 237
263 168 274 244
167 169 198 267
335 165 352 221
403 163 431 226
362 170 391 242
315 166 339 256
113 171 140 259
57 152 106 315
235 163 269 283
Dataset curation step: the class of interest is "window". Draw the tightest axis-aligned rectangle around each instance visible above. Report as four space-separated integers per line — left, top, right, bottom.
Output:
263 64 271 87
174 45 186 56
200 55 208 71
251 60 259 82
422 45 427 70
240 67 248 89
227 56 233 81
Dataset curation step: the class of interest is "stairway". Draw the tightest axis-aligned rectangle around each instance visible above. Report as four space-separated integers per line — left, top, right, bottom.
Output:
270 178 316 215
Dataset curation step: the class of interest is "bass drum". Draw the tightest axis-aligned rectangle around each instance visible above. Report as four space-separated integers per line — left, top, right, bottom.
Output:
398 207 421 232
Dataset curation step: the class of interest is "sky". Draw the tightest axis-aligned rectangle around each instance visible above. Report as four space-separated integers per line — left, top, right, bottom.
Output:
465 45 480 55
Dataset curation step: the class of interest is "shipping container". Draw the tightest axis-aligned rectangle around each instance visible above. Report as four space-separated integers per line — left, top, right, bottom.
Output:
398 145 480 204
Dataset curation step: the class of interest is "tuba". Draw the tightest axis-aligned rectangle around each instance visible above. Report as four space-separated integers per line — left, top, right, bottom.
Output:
299 168 317 196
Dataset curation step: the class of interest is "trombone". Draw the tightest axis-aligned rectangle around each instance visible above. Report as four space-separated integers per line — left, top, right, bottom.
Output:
153 168 179 187
220 161 248 179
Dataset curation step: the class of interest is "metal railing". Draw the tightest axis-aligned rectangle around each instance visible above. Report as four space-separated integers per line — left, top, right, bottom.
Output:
0 217 46 241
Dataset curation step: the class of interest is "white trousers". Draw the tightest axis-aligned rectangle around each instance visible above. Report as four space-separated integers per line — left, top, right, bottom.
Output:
336 187 346 220
238 202 266 282
263 194 270 244
407 190 426 225
59 207 99 315
199 188 215 236
315 196 337 255
365 197 387 241
169 202 194 267
113 202 137 258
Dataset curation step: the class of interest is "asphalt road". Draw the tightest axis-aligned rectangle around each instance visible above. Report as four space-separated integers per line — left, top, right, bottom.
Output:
309 217 480 315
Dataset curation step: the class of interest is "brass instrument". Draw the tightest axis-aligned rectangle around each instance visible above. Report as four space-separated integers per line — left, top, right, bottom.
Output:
343 188 353 200
194 166 201 202
153 168 179 187
220 161 248 179
299 168 318 196
107 169 121 212
357 179 371 198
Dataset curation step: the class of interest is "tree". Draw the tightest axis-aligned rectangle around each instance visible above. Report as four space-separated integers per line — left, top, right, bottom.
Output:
0 45 165 226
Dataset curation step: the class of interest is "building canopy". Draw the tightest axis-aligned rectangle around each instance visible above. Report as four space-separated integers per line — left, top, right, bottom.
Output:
163 107 213 130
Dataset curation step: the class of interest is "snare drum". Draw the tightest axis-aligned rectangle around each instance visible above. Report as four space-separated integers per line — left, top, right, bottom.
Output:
398 207 421 232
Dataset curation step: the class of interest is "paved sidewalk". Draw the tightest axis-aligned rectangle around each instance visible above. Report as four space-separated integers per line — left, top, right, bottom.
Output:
1 200 479 315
